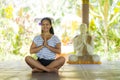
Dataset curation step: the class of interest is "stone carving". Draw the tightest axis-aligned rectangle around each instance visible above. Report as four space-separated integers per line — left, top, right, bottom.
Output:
68 23 101 64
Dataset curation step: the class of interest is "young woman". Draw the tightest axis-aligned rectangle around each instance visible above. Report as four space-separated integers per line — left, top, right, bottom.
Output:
25 17 65 72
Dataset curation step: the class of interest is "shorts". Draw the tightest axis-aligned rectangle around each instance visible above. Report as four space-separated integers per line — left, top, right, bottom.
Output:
37 58 55 66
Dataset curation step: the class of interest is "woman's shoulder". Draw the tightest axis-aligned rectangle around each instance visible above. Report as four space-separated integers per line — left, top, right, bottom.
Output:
52 35 60 39
33 35 42 40
35 34 41 37
34 35 41 38
52 35 61 42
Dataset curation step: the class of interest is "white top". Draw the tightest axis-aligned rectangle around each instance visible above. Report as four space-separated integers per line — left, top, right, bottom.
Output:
33 35 60 60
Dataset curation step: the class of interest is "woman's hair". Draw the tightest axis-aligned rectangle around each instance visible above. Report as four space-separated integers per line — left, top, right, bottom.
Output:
40 17 54 34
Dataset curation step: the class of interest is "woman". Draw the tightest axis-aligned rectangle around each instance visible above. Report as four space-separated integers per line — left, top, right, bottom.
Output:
25 17 65 73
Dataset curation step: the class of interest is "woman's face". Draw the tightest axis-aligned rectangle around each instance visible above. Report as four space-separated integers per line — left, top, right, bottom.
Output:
41 20 51 32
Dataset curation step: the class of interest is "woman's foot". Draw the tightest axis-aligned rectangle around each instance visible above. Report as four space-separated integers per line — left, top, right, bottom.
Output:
47 68 58 73
32 68 43 73
32 68 58 73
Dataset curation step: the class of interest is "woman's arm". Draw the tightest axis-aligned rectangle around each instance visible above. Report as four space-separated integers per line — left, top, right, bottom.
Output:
43 35 61 54
30 42 44 54
45 43 61 54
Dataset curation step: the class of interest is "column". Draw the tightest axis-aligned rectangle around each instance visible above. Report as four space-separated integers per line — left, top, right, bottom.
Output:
82 0 89 27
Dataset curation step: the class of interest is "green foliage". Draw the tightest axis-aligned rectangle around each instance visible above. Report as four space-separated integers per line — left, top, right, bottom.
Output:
0 8 4 17
89 19 97 31
90 0 120 60
12 34 22 55
23 7 30 13
108 28 120 51
0 0 120 61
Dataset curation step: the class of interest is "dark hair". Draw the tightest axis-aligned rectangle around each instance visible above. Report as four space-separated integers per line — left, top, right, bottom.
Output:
40 17 54 34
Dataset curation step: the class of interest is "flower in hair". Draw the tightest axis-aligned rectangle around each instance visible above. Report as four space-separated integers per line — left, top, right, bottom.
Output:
39 22 41 26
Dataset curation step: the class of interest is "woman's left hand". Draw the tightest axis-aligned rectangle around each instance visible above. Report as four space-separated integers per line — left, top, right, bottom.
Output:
43 36 48 47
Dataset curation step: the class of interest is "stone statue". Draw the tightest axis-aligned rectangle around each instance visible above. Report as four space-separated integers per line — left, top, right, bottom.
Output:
68 23 101 64
73 23 94 56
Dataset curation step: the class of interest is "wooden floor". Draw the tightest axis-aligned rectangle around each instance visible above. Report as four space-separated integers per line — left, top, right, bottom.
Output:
0 60 120 80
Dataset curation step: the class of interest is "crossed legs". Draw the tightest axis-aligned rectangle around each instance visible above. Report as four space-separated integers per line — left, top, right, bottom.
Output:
25 56 65 72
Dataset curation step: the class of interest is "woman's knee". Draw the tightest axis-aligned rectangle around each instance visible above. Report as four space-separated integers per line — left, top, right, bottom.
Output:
25 56 32 62
58 56 65 63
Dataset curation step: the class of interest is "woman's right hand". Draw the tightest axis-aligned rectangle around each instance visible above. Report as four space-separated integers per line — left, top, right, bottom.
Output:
43 35 48 47
30 42 44 54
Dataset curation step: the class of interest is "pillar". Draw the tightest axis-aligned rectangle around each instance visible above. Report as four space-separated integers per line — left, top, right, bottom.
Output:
82 0 89 27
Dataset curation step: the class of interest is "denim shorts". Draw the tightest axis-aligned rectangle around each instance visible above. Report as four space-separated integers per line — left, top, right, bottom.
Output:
37 58 55 66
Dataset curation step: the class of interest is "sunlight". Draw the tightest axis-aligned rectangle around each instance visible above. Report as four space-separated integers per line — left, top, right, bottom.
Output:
0 0 120 61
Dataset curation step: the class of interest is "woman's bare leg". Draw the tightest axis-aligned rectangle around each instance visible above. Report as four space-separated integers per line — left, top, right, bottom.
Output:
25 57 34 69
25 59 42 72
46 56 65 70
30 56 65 73
25 56 65 72
25 56 56 72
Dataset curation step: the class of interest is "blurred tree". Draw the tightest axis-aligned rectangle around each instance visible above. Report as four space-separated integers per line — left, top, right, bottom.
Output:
89 0 120 60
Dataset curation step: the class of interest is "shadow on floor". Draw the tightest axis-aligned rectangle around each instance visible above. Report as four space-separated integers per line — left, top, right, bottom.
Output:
31 72 60 80
1 60 120 80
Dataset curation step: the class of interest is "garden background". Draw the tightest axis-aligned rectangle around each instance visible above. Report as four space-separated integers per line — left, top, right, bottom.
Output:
0 0 120 61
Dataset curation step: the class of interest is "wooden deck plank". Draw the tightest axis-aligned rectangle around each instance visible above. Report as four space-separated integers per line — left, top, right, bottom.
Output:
0 60 120 80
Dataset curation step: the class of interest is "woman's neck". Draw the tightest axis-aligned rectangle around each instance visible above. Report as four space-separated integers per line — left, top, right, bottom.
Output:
42 32 51 36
